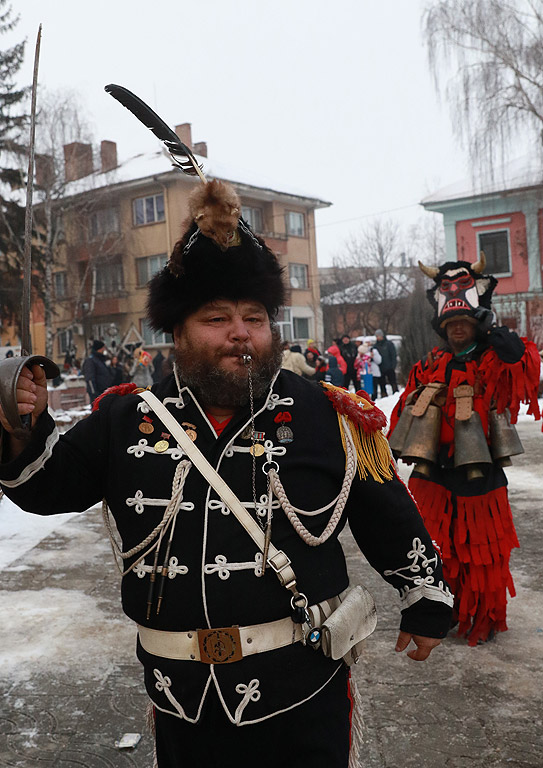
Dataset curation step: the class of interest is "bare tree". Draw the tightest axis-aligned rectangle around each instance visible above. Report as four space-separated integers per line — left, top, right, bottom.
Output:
33 89 93 357
424 0 543 172
33 89 122 358
322 219 414 342
408 212 446 267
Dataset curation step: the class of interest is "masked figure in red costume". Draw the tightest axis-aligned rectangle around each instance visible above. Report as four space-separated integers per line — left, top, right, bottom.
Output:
389 253 541 646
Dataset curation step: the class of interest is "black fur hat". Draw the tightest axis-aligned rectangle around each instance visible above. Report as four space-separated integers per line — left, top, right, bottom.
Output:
147 180 286 333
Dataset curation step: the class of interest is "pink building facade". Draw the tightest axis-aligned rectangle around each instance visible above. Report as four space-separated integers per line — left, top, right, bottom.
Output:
422 160 543 348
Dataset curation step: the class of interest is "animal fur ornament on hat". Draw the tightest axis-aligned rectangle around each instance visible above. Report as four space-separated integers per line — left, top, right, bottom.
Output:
147 180 285 333
104 83 286 333
418 252 498 339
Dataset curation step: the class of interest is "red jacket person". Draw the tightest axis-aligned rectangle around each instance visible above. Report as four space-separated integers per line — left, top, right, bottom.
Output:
389 254 541 646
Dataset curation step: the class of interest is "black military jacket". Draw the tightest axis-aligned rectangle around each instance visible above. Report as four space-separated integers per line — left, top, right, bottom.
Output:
0 371 452 724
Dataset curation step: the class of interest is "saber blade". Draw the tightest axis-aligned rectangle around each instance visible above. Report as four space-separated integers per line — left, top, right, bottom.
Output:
21 24 42 356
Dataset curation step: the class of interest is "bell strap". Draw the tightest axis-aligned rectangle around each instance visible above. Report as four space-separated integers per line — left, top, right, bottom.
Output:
453 384 474 421
411 382 446 417
137 390 298 593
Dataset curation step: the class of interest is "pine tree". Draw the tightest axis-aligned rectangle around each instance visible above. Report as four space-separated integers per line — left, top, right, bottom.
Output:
0 0 28 326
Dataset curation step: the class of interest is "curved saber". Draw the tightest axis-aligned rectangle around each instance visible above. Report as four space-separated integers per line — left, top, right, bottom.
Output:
21 24 42 356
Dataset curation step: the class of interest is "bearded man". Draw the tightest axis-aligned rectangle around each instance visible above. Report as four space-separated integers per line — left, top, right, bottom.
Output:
389 256 541 647
0 180 453 768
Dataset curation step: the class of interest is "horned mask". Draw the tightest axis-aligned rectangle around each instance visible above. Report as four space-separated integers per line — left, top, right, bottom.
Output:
418 253 497 337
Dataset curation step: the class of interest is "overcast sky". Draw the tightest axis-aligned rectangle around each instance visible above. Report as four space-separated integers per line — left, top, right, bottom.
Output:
8 0 469 266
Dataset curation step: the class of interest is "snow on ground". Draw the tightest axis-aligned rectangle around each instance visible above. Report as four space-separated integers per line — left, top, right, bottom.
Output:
0 586 134 683
0 495 78 570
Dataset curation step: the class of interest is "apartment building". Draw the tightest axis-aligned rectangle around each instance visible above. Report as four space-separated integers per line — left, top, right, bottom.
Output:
25 124 330 366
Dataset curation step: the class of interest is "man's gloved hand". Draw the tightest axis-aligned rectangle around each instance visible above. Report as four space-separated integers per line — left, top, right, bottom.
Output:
473 307 496 333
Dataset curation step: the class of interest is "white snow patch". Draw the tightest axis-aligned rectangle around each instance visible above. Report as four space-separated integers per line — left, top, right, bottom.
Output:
0 495 78 569
516 398 543 422
0 587 135 683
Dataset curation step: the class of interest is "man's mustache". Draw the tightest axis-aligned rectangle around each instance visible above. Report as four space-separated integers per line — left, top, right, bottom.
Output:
219 344 252 358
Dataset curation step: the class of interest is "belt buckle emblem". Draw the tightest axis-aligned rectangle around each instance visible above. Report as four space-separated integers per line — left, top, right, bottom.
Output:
198 627 243 664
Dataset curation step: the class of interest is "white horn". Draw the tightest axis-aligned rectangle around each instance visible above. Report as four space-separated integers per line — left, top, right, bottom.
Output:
418 260 439 279
472 251 486 274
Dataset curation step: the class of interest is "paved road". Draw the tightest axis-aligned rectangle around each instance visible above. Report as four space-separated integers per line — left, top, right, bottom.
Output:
0 420 541 767
348 418 543 768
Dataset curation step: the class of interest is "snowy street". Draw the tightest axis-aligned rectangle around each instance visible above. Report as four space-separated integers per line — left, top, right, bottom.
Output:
0 397 541 767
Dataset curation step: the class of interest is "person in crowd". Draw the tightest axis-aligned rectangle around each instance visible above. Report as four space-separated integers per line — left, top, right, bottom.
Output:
304 339 321 361
152 350 166 384
130 344 154 388
162 347 176 379
281 342 316 378
354 342 382 400
326 343 347 377
82 339 112 403
388 255 541 646
0 177 452 768
373 330 398 397
323 354 344 386
110 355 126 386
314 355 328 383
5 349 14 359
338 334 358 390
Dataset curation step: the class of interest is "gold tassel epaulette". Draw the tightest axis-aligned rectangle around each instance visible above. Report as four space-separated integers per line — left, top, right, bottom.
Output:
321 382 393 483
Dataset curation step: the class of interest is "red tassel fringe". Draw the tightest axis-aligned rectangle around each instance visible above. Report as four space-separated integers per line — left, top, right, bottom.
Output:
321 382 387 433
92 382 139 412
409 477 519 646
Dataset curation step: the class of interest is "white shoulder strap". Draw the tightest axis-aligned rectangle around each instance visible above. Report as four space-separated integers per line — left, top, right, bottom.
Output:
137 390 298 593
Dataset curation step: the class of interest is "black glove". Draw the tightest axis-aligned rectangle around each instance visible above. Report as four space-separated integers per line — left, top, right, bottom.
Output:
473 307 496 333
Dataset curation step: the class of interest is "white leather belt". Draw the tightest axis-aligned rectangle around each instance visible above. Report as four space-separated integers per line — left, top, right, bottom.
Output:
138 616 304 664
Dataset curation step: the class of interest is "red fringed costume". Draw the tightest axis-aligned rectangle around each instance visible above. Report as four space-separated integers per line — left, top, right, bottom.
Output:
389 330 541 645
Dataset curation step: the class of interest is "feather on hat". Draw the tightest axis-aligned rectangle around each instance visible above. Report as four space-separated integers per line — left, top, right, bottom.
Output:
104 84 286 333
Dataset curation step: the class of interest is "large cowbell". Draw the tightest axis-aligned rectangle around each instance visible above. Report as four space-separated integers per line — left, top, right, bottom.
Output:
489 408 524 467
388 404 414 455
454 411 492 481
400 404 442 477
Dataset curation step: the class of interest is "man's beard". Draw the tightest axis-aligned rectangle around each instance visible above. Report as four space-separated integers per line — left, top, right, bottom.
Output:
175 326 283 409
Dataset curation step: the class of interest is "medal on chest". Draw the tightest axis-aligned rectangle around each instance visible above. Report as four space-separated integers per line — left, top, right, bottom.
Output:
182 422 198 441
139 416 154 434
154 432 170 453
274 411 293 443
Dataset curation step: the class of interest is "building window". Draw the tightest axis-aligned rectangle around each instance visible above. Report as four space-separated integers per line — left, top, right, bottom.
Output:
289 263 309 290
91 323 114 346
242 205 263 233
54 271 68 298
141 319 173 347
136 254 168 286
293 317 310 339
276 307 293 342
57 328 72 355
478 230 511 275
133 193 165 226
89 207 120 239
95 257 124 295
286 211 305 237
